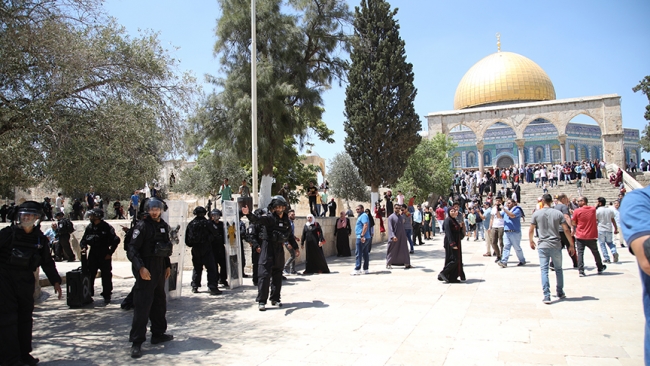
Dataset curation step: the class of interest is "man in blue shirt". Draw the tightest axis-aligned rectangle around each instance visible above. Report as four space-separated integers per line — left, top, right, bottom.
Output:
620 185 650 364
497 198 526 268
351 205 371 275
131 190 140 211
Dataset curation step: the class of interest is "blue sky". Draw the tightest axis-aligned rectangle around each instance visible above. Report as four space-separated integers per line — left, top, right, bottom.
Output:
104 0 650 164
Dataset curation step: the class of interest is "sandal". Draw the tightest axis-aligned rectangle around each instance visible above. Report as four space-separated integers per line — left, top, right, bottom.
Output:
483 253 492 257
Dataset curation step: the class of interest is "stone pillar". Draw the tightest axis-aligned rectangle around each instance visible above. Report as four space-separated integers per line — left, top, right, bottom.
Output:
515 139 526 167
558 134 567 163
602 133 625 167
477 140 485 174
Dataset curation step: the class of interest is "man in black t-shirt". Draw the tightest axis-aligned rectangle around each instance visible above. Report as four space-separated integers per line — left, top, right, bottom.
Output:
306 181 318 216
550 193 578 269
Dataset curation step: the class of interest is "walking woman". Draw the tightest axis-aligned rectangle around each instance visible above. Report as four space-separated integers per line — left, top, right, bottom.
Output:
334 211 351 257
301 214 330 274
438 206 465 283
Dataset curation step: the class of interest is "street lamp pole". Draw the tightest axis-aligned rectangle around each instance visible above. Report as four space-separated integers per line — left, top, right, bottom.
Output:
251 0 258 208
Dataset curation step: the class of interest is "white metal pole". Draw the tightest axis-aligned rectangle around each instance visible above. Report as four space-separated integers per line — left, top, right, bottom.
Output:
251 0 258 209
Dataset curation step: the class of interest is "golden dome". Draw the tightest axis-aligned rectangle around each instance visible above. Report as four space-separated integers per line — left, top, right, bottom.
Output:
454 51 556 110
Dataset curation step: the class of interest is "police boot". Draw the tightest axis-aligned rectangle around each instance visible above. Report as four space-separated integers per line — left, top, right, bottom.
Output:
210 288 222 295
151 333 174 344
130 343 142 358
21 354 40 365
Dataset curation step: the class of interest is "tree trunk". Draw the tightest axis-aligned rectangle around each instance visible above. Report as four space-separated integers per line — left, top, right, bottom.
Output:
259 174 274 210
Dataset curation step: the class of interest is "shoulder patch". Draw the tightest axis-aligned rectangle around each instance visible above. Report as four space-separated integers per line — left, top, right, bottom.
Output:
132 229 140 239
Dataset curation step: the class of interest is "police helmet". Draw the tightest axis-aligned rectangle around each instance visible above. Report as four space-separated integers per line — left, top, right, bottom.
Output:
210 209 222 219
44 197 50 202
268 195 288 210
88 208 104 219
55 211 65 218
253 208 268 216
193 206 207 216
143 197 167 213
14 201 44 228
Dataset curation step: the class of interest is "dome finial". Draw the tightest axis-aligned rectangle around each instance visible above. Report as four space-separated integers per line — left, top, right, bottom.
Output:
496 32 501 52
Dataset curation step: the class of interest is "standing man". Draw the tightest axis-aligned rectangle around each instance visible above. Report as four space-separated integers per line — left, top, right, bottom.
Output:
596 197 619 263
242 196 300 311
550 194 578 270
482 202 493 256
130 190 140 212
219 178 233 205
328 198 337 217
283 209 299 276
55 212 76 262
435 204 446 237
238 179 250 197
127 198 174 358
208 209 228 288
619 185 650 364
386 204 412 269
55 193 65 215
489 195 506 262
351 204 371 275
497 198 526 268
306 181 318 216
72 198 83 221
80 208 120 304
412 204 424 246
0 201 63 366
320 189 329 217
529 194 575 304
572 197 606 276
86 186 96 210
186 206 221 295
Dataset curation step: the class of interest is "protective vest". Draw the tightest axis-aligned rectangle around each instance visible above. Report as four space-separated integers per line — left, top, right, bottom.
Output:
269 215 292 244
139 220 172 257
9 228 44 271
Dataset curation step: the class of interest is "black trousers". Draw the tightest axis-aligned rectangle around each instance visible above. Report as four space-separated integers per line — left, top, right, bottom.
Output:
213 245 227 283
256 242 285 304
130 256 167 344
576 238 604 272
55 235 75 261
252 250 260 284
308 197 317 216
87 252 112 298
412 222 423 245
191 248 218 290
0 268 35 364
551 232 578 268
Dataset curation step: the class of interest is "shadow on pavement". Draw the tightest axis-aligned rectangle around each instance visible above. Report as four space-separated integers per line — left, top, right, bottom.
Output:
368 270 392 275
283 300 328 316
420 268 435 273
562 296 599 302
463 279 485 284
597 272 623 276
146 336 221 355
463 263 485 267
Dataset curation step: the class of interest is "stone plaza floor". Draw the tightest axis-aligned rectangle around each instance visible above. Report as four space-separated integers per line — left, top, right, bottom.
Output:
32 224 644 365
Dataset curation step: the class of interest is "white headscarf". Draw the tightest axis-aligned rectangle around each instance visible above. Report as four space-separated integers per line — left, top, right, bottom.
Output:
305 214 315 226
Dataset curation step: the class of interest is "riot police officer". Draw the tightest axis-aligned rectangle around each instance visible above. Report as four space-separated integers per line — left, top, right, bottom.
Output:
208 209 229 288
246 208 268 286
54 211 76 262
127 197 173 358
0 201 62 366
80 208 120 304
241 196 300 311
187 206 221 295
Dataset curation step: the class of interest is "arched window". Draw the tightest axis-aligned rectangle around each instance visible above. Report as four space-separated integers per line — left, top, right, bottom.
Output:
534 147 544 163
484 151 491 166
467 152 476 167
453 153 461 168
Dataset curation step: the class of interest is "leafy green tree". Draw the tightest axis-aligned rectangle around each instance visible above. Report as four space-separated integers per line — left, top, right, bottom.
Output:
632 76 650 152
0 0 195 196
194 0 350 207
344 0 421 193
328 152 370 209
395 133 456 203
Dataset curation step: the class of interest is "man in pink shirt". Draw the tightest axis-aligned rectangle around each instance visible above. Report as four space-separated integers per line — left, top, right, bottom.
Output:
435 205 446 235
572 196 606 277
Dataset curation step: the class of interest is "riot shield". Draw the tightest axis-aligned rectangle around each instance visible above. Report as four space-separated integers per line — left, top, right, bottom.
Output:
222 200 243 289
161 200 187 299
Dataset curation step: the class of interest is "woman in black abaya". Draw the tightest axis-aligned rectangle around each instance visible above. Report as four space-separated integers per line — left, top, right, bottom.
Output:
301 214 330 274
333 211 351 257
438 206 465 283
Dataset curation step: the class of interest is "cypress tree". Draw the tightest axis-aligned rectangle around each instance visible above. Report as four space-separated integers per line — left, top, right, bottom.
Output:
344 0 421 193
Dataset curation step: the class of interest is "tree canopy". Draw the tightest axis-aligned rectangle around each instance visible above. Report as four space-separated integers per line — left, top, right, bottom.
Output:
327 152 370 208
343 0 421 192
394 133 456 203
0 0 195 198
632 75 650 152
188 0 351 206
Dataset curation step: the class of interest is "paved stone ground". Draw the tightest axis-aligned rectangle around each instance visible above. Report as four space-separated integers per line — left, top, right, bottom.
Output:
32 224 644 365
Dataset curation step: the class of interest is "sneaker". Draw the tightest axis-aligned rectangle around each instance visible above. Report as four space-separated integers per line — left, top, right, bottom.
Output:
598 265 607 274
210 288 222 295
219 281 229 288
21 354 39 366
497 261 507 268
283 270 290 275
557 292 566 299
258 303 266 311
271 301 282 307
579 271 586 277
191 287 198 293
621 243 626 248
103 297 111 304
494 257 501 263
290 271 297 275
130 343 142 358
350 270 361 276
409 250 414 254
604 259 611 264
363 269 370 275
517 262 526 266
151 333 173 344
613 253 619 263
543 296 552 304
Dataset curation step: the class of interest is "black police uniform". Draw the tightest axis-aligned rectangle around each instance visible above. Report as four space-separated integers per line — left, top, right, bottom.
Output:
55 217 76 261
0 225 61 365
187 216 219 292
127 216 172 344
246 210 267 286
245 211 298 305
207 219 228 286
80 220 120 301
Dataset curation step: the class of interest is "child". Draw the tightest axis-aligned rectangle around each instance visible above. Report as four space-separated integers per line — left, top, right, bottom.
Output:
542 182 548 194
576 177 583 197
467 211 476 241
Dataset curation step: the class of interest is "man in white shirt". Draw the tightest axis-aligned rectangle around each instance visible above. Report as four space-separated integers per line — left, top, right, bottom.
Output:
489 195 506 262
55 193 64 214
596 197 619 263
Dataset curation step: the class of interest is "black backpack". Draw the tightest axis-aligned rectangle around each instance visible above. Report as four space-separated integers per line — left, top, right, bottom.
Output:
185 218 206 247
60 219 75 235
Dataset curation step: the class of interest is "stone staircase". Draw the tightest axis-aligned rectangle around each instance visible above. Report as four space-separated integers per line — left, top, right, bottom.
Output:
515 178 621 216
